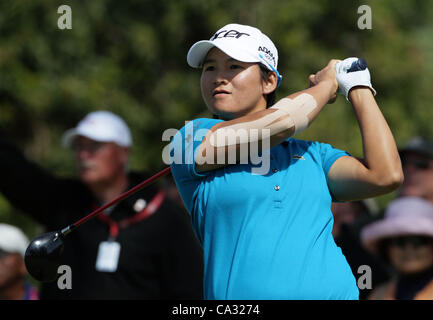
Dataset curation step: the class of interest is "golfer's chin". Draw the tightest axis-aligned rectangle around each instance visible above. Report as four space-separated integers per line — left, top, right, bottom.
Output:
208 104 243 120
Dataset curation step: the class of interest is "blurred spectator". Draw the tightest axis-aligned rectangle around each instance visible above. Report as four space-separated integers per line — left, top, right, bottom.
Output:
398 137 433 204
162 175 186 212
332 199 392 300
0 223 39 300
361 197 433 300
332 199 379 239
0 111 203 299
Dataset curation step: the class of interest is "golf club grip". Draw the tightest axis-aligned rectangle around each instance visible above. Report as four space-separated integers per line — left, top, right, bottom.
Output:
347 58 367 73
69 166 172 231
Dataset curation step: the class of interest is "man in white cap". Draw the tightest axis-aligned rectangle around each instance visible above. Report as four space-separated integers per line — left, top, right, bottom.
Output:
0 111 204 299
61 111 134 204
0 223 39 300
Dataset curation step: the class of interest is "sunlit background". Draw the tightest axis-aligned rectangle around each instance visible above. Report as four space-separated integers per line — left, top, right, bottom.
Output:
1 0 433 237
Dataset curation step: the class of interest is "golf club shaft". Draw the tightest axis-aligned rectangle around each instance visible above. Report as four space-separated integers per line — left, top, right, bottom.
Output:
61 166 172 236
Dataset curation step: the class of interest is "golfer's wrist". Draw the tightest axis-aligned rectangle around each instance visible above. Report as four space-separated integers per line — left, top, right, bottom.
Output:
317 80 337 101
348 87 374 104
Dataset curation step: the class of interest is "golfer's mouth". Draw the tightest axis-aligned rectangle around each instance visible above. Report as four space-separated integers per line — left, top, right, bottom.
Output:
213 89 231 97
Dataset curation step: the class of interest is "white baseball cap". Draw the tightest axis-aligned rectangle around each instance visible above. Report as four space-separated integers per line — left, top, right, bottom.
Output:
187 23 282 86
0 224 29 257
62 111 132 148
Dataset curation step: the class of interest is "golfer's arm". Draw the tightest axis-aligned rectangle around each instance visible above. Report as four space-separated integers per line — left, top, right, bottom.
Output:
328 88 404 201
196 81 334 173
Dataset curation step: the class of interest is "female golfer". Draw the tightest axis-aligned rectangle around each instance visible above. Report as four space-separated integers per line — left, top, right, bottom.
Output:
170 23 403 299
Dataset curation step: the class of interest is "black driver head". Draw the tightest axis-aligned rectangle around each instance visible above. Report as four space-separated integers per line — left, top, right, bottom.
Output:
24 231 65 282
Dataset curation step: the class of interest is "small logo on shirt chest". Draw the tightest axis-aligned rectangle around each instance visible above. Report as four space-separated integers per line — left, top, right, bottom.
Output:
292 154 305 160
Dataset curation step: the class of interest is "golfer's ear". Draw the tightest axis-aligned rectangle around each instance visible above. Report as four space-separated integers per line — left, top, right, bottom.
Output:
263 72 278 95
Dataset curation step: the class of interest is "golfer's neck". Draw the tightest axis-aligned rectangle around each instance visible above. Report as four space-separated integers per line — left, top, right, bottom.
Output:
89 173 129 205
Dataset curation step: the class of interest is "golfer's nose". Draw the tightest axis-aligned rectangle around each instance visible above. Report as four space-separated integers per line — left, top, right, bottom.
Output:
214 70 229 86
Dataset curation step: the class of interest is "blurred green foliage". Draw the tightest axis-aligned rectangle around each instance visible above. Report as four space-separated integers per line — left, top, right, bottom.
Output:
1 0 433 237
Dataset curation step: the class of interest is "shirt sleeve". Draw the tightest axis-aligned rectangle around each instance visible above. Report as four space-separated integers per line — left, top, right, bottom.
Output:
169 118 223 213
316 141 351 178
316 141 352 202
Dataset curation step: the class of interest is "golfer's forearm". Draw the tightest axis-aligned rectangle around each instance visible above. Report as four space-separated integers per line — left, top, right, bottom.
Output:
195 81 333 172
195 108 291 172
210 80 333 137
284 80 334 124
349 88 403 187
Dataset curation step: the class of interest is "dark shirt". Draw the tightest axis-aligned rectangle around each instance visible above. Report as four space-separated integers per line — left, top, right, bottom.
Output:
0 130 204 299
335 216 393 300
396 265 433 300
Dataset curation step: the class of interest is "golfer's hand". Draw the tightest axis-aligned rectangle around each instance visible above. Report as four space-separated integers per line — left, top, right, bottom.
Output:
335 57 376 102
308 59 340 104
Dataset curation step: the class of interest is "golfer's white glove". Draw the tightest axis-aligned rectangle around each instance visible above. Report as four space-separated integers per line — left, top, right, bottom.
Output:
336 57 376 101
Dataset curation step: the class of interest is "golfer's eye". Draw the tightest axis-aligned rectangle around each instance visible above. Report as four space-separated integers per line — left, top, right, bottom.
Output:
203 65 215 72
230 64 242 70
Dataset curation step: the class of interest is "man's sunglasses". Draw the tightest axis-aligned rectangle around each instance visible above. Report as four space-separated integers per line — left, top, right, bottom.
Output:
71 141 107 153
387 235 432 248
401 158 432 170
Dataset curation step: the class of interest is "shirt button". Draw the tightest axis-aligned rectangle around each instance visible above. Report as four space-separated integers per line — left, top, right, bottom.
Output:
272 168 278 173
274 185 280 191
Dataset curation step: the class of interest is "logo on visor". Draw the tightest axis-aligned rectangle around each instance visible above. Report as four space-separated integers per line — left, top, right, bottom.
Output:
258 46 276 67
211 29 251 41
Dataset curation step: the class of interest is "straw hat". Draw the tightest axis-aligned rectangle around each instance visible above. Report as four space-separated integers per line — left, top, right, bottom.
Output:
361 197 433 254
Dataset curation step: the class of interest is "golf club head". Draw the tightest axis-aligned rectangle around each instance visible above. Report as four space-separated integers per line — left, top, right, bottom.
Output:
24 231 65 282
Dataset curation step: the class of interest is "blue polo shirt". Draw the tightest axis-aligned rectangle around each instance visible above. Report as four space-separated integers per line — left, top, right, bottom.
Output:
169 118 359 300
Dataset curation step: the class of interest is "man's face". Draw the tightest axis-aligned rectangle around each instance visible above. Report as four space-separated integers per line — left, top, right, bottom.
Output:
399 152 433 202
0 251 25 290
72 136 129 186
